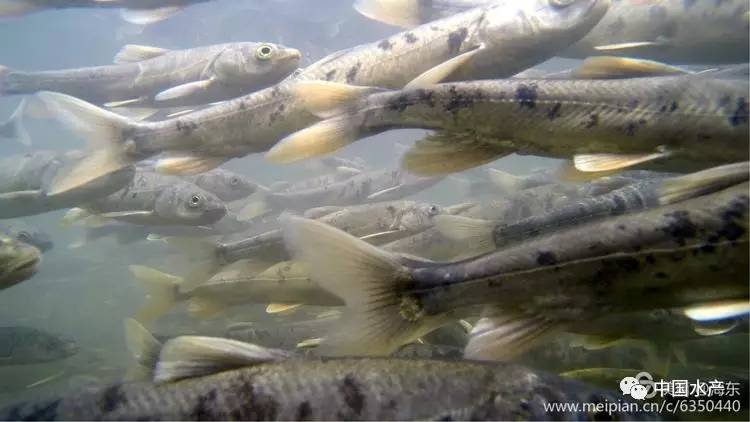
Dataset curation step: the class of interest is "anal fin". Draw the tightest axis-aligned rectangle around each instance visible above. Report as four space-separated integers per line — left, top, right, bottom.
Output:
154 336 291 383
464 314 560 361
402 132 512 176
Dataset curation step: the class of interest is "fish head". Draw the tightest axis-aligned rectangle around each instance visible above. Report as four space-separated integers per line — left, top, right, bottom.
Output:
156 184 227 226
482 0 610 47
13 228 54 252
396 203 443 232
192 169 259 202
27 331 78 362
213 42 302 85
0 234 41 290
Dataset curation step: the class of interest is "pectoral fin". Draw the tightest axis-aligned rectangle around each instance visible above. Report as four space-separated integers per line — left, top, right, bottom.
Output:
594 40 665 52
405 45 485 89
99 210 155 219
683 300 750 322
290 81 383 118
104 98 145 108
121 6 185 25
114 44 170 64
265 303 302 314
573 148 671 173
154 79 215 104
573 56 689 79
359 230 406 245
402 132 512 176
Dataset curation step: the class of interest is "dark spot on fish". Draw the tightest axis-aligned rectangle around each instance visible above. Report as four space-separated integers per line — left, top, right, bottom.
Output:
444 85 474 113
238 101 246 110
269 103 287 123
447 28 468 54
271 86 282 97
662 210 697 246
729 97 749 127
377 39 392 50
612 196 627 214
515 84 538 110
296 401 313 420
660 104 668 112
654 272 669 279
546 103 562 120
346 62 361 83
536 251 557 266
325 70 336 81
387 93 411 113
623 121 638 136
338 375 365 418
99 385 126 413
670 101 679 112
607 17 626 35
234 378 280 420
17 399 62 420
175 119 198 134
403 32 418 44
585 113 599 128
191 389 218 420
416 89 436 108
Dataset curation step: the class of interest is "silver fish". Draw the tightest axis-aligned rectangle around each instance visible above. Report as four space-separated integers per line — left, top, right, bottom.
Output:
0 326 77 366
82 170 226 226
356 0 749 64
33 0 609 196
0 222 53 252
1 42 301 108
270 73 749 174
0 234 40 291
282 182 749 357
0 336 657 420
0 0 214 25
0 151 135 219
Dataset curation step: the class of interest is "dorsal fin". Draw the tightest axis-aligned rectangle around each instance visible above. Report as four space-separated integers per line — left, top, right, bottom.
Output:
114 44 170 64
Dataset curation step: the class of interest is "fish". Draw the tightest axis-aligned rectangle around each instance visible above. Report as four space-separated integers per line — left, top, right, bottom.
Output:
356 0 750 64
436 162 750 254
281 182 749 358
32 0 609 196
0 42 301 108
0 222 53 252
0 233 40 290
74 169 227 226
0 335 657 420
0 150 135 219
270 73 749 174
131 200 447 321
167 167 261 202
247 168 442 215
0 0 214 25
0 326 77 366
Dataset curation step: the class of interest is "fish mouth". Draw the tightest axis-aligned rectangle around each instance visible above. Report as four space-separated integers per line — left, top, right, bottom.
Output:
1 246 41 289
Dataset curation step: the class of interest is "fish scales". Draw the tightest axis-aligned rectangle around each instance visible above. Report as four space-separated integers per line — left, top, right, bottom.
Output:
0 358 655 420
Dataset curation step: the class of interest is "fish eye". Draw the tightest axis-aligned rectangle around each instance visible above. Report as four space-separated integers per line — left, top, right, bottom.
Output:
256 44 274 60
427 205 439 216
230 177 240 186
551 0 576 7
17 231 30 242
188 194 203 208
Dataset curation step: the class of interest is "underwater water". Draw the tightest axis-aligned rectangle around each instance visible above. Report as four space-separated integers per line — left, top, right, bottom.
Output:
0 0 748 420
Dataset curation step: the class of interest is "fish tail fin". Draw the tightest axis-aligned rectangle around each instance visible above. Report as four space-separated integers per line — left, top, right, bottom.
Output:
658 161 750 205
36 91 138 195
0 1 43 17
354 0 423 28
433 215 496 256
123 318 162 381
129 265 183 326
282 215 441 356
0 98 31 146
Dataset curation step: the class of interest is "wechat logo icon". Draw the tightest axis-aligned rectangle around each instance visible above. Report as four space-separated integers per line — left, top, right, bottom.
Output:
620 372 653 400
